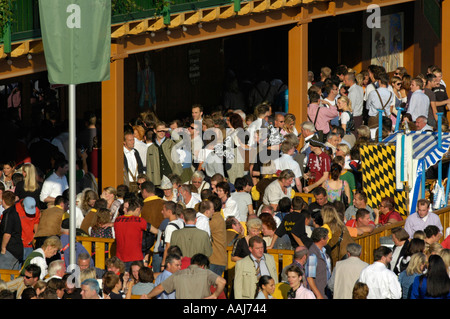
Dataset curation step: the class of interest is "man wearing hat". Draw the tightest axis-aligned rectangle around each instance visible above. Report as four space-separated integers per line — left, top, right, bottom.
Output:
161 175 177 202
15 197 41 261
303 136 331 193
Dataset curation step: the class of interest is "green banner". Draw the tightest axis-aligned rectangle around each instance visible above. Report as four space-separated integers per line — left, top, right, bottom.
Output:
38 0 111 84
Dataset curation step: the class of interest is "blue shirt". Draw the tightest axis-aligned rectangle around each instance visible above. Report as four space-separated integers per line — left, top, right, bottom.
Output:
155 270 175 299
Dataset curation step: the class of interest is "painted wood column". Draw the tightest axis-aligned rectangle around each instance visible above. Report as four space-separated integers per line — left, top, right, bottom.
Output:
101 42 125 190
288 11 310 134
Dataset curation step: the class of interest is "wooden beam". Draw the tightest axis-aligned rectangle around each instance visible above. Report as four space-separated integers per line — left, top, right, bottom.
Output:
0 0 416 80
201 7 220 22
169 13 185 28
288 10 309 134
101 42 125 190
117 7 308 57
0 53 47 80
111 22 130 38
306 0 414 19
10 41 30 58
128 19 150 35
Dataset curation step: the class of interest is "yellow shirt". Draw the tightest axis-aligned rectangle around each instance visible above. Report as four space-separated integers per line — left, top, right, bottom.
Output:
322 224 332 244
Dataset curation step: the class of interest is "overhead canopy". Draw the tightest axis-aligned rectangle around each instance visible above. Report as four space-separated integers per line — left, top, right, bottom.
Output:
383 131 450 170
383 131 450 213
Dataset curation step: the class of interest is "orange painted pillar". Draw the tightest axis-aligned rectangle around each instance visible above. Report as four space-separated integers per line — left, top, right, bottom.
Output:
101 43 125 190
288 17 309 134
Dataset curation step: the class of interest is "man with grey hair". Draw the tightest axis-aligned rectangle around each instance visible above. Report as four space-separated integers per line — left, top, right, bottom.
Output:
45 259 66 282
298 121 316 174
327 243 368 299
281 245 309 282
81 278 101 299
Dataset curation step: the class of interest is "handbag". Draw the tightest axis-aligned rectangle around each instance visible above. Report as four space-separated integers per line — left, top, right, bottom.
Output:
308 106 325 143
340 180 349 209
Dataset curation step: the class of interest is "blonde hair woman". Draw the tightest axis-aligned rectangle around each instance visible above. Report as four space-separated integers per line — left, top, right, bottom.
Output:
438 248 450 275
14 163 43 207
79 188 99 216
231 217 264 262
337 95 353 134
282 113 298 135
101 186 121 221
398 252 427 299
321 204 353 268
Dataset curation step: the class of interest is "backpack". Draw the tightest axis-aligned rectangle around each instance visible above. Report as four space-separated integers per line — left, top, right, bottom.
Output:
142 223 158 256
343 111 354 134
157 222 182 253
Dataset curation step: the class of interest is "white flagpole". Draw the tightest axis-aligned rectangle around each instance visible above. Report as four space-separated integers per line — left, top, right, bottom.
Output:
68 84 77 267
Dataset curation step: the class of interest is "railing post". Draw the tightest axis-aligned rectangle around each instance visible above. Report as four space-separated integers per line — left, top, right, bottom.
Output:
394 107 404 132
378 108 384 142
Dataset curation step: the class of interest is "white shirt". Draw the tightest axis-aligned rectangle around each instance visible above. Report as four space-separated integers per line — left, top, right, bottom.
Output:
197 148 224 178
247 118 264 146
163 218 185 244
195 212 211 237
134 138 149 169
184 193 201 209
407 90 431 121
222 197 239 220
40 172 69 202
68 206 85 229
124 146 138 181
358 262 401 299
348 83 364 117
366 87 394 117
28 248 48 280
273 153 302 186
263 179 292 207
230 192 252 222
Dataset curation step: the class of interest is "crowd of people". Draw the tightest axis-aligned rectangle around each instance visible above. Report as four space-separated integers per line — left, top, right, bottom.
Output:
0 62 450 300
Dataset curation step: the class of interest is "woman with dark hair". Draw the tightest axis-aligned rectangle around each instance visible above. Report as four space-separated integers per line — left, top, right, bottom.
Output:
398 238 426 273
0 161 16 190
410 254 450 299
255 275 276 299
322 163 351 207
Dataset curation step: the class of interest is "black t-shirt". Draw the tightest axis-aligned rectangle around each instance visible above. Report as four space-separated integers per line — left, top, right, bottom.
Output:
0 206 24 261
275 212 312 249
308 202 326 216
433 84 448 113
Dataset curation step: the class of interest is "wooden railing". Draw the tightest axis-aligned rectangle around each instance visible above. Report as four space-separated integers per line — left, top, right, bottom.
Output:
76 236 115 270
1 206 449 284
0 269 20 282
354 206 450 264
0 236 115 283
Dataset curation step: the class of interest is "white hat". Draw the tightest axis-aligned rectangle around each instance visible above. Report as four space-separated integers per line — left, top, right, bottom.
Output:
160 175 173 190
